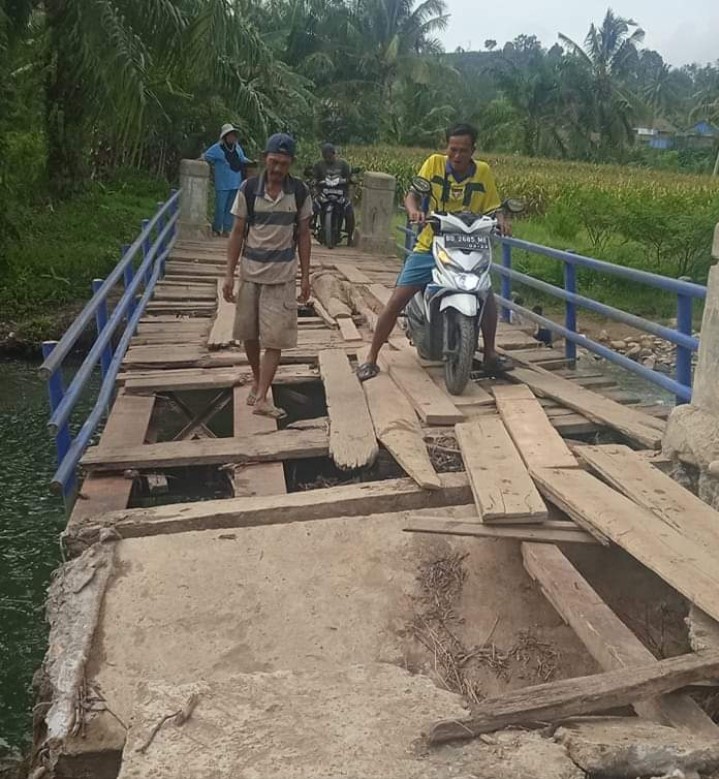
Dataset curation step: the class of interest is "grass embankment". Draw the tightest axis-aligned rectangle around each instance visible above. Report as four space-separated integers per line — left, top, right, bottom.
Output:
0 171 169 349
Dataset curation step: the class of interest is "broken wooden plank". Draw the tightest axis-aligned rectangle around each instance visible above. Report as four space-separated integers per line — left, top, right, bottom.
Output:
531 467 719 622
493 384 579 470
510 367 661 449
69 392 155 527
362 371 441 490
428 649 719 744
64 473 471 549
207 279 238 350
123 366 318 394
309 297 339 329
336 317 363 342
522 542 719 736
405 516 596 544
384 350 463 425
230 385 286 497
319 349 378 470
80 427 329 471
577 444 719 551
455 415 547 524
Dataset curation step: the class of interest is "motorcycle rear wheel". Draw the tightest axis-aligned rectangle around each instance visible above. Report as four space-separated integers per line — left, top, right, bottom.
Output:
444 311 475 395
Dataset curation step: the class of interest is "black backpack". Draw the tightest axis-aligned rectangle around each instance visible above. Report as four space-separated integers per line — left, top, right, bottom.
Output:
242 175 309 238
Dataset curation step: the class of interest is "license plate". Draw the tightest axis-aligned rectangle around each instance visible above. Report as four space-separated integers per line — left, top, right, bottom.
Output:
444 234 489 251
325 189 343 196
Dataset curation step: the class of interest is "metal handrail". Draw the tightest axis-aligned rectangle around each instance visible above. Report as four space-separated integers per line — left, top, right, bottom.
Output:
396 222 706 404
41 189 181 498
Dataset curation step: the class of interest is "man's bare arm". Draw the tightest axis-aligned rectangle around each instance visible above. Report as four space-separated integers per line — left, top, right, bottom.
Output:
223 217 245 302
297 218 311 303
404 191 424 223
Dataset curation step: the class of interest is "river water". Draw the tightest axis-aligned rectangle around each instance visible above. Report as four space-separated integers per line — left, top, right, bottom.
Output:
0 359 94 752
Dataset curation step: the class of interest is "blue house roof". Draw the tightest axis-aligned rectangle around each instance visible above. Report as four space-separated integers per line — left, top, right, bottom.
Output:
690 121 719 137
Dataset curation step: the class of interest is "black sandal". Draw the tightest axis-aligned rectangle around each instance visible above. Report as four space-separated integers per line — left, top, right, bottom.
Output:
482 355 515 376
356 362 380 382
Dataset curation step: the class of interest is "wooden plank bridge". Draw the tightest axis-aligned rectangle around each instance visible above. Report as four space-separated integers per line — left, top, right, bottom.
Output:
38 236 719 779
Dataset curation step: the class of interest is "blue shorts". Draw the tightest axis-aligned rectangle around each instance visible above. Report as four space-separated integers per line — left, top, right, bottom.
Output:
397 251 434 287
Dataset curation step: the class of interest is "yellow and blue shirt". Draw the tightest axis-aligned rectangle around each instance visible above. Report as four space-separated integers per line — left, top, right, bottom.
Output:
414 154 501 253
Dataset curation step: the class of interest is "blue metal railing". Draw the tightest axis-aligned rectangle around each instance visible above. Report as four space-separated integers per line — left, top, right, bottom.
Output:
40 189 181 497
396 222 706 405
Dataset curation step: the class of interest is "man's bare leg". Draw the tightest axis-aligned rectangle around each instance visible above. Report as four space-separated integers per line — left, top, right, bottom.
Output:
363 284 422 369
244 339 261 402
253 347 283 416
481 292 499 363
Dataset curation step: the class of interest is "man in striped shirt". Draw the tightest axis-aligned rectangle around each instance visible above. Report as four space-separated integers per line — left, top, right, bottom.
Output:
223 134 312 420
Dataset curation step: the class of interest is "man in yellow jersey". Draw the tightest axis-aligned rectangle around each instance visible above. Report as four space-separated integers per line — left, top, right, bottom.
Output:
357 123 512 381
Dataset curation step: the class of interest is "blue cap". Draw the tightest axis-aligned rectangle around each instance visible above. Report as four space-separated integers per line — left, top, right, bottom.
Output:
264 133 296 157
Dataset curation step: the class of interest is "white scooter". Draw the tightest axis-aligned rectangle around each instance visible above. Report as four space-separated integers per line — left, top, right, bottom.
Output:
404 176 523 395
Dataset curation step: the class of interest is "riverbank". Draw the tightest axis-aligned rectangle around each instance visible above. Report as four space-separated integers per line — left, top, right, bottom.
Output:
0 170 170 354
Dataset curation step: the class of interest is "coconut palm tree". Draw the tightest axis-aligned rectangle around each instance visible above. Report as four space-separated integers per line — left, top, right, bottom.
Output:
559 9 644 156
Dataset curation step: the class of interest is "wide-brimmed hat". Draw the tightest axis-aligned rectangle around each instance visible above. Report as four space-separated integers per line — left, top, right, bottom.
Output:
219 123 239 140
264 133 296 157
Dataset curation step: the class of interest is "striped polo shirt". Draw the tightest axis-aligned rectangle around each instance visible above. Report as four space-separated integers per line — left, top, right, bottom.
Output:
231 174 312 284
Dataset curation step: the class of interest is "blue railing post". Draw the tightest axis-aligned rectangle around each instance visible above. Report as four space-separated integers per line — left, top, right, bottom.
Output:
157 201 167 274
501 243 512 323
676 293 693 404
42 341 74 497
92 278 113 379
170 188 179 240
121 243 137 322
564 262 577 362
142 218 152 284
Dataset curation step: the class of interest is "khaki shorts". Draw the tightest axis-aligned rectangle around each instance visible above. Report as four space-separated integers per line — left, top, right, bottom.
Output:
233 280 298 350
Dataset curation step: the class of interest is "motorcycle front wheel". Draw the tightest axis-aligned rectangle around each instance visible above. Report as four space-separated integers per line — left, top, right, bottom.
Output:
324 209 336 249
444 311 476 395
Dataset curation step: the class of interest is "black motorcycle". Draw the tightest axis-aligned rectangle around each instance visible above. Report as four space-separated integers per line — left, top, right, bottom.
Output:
306 168 360 249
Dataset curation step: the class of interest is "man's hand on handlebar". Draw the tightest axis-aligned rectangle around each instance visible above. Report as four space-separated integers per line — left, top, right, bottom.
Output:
407 208 426 225
496 213 512 237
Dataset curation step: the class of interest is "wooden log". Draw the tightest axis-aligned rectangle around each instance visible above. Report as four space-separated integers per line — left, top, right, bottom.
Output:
384 350 463 425
455 416 547 524
405 516 597 544
64 473 471 549
492 384 579 470
522 543 719 736
80 427 329 471
531 467 719 622
427 650 719 744
310 272 352 319
319 349 378 470
349 287 378 332
510 367 661 449
362 370 441 490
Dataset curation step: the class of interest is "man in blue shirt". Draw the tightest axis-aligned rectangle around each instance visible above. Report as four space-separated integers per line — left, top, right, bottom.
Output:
203 123 253 237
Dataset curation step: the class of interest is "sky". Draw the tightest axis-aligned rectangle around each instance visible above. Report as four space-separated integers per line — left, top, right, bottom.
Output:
440 0 719 67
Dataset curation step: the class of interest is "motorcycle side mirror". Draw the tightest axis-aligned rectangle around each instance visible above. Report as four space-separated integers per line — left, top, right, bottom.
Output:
410 176 432 195
502 198 525 214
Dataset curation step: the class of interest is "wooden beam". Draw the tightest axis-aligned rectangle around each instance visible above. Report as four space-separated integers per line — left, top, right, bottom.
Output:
510 367 661 449
405 516 597 544
455 416 547 524
173 390 230 440
362 371 441 490
522 542 719 737
427 650 719 744
493 384 579 470
336 317 363 342
531 467 719 622
207 279 238 350
123 366 318 394
80 427 329 471
384 350 463 425
64 473 472 549
577 444 719 551
319 350 378 470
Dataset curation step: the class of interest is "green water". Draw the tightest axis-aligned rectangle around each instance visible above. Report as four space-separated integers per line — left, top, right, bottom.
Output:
0 359 71 750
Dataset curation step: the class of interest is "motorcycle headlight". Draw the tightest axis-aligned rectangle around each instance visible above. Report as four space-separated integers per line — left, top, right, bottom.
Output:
456 273 481 292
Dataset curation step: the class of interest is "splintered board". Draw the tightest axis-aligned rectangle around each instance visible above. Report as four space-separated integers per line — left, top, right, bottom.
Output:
318 349 378 470
455 415 547 524
531 466 719 623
